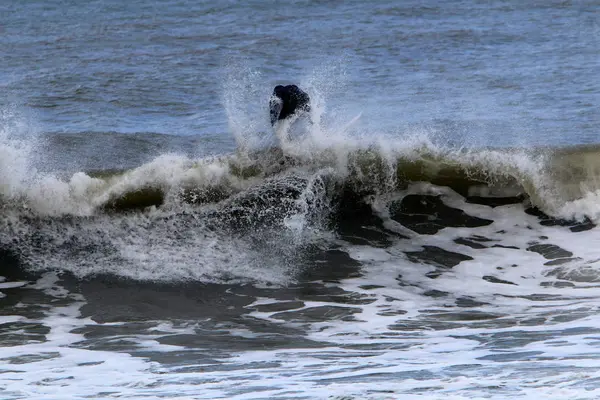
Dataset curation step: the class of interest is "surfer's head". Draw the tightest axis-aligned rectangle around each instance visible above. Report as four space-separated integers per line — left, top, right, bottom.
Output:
269 84 311 126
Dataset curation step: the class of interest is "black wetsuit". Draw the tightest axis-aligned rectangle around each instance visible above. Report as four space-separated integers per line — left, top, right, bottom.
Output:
269 85 311 126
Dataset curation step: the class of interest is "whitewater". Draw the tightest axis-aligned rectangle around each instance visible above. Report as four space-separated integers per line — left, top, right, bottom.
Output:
3 91 600 398
1 0 600 399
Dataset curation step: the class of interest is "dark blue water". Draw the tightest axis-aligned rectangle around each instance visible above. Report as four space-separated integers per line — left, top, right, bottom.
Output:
2 0 598 148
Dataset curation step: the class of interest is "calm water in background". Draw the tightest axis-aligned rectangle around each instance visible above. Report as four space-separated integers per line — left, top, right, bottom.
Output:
2 0 598 146
1 1 600 399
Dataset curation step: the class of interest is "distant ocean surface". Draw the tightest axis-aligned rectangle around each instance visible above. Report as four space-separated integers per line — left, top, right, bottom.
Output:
1 1 599 399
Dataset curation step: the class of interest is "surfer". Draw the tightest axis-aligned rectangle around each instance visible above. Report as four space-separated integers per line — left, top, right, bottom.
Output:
269 84 311 126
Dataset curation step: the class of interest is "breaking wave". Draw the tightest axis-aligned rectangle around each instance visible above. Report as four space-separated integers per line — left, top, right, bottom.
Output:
1 92 599 283
3 132 600 218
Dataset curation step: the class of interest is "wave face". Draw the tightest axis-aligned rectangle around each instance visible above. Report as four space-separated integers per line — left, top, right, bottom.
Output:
3 1 600 399
2 116 600 283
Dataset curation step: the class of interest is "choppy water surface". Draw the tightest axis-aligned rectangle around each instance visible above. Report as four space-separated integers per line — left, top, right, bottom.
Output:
1 0 600 399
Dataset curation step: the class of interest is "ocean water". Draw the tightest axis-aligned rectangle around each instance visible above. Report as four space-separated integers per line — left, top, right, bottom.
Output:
1 0 600 399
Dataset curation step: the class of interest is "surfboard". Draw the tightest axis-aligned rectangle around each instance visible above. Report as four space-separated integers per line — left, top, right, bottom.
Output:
275 111 363 143
333 112 363 136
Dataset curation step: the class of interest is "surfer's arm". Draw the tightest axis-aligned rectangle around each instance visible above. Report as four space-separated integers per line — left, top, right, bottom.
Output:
269 96 283 126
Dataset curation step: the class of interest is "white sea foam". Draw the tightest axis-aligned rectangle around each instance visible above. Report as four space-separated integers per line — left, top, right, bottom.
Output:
3 96 600 400
227 197 600 399
3 193 600 399
0 94 598 224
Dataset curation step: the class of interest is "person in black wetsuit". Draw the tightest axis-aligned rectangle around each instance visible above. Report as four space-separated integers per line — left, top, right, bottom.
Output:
269 85 311 126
